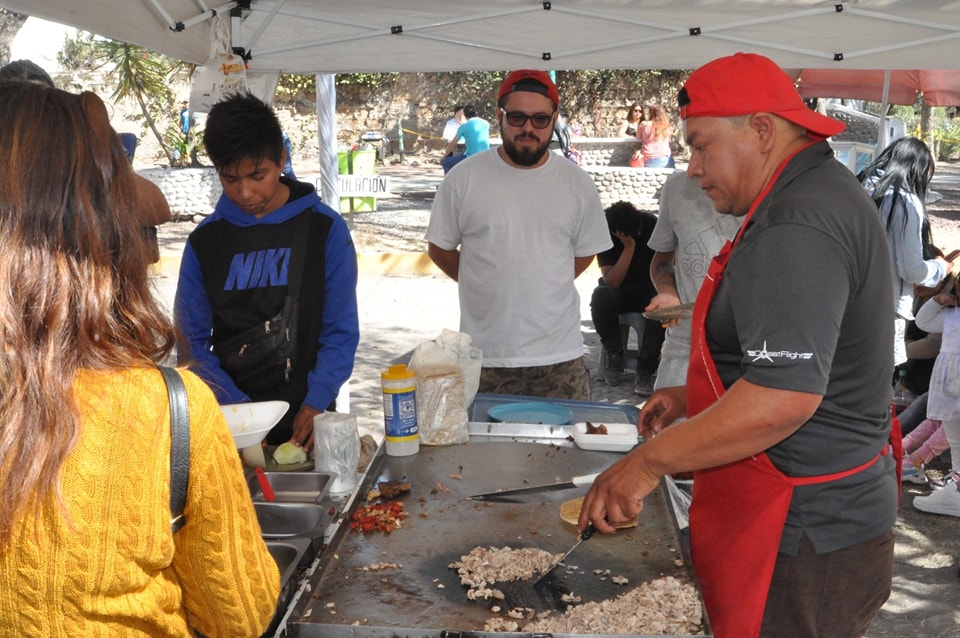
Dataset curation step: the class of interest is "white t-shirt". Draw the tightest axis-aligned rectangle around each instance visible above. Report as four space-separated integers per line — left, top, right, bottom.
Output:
647 170 742 388
426 149 611 367
442 117 461 142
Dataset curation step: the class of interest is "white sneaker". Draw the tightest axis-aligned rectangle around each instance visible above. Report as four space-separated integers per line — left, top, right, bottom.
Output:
913 482 960 517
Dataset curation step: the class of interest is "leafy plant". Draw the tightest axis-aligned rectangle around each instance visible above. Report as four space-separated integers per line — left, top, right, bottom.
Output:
57 31 98 71
336 72 389 87
932 119 960 161
58 32 192 166
276 73 315 99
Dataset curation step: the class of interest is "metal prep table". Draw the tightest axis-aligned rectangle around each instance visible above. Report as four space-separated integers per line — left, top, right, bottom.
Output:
282 396 710 637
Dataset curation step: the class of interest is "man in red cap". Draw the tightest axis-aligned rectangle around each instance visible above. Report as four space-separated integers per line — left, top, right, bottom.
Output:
426 69 611 400
580 53 898 637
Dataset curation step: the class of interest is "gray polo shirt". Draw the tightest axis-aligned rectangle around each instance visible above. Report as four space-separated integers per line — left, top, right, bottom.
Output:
707 142 898 555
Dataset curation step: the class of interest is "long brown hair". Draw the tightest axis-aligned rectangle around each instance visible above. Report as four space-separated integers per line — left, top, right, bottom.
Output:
646 103 672 140
0 83 176 546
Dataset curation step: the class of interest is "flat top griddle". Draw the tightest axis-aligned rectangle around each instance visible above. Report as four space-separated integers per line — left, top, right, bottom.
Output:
287 435 706 637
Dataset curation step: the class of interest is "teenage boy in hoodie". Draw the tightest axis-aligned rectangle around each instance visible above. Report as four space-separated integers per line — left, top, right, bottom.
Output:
175 92 359 449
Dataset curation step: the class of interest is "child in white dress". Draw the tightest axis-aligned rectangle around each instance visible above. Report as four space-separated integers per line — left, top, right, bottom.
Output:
912 282 960 516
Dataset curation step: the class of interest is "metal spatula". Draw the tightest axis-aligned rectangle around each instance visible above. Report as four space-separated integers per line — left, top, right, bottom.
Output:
533 522 597 591
498 523 598 612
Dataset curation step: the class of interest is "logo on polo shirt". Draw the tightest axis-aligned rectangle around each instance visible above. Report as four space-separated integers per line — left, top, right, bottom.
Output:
747 340 814 363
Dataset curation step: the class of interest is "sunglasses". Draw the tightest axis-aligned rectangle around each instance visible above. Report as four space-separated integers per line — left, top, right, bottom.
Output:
503 111 554 129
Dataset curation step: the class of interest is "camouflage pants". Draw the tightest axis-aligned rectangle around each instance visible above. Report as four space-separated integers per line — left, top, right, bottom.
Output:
478 357 591 401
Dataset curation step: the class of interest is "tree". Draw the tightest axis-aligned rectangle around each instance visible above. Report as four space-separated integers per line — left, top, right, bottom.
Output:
0 9 28 65
82 36 184 165
57 30 98 71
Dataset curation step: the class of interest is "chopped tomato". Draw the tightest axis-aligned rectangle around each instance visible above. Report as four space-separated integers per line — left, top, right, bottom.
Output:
349 501 408 533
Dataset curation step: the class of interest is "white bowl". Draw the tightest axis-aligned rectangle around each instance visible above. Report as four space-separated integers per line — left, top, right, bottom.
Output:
221 401 290 448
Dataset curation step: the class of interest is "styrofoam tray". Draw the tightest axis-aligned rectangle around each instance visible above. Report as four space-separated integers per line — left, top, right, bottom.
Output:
572 422 639 452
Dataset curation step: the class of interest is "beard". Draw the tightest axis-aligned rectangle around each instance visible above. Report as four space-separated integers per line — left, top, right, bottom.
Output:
502 132 551 167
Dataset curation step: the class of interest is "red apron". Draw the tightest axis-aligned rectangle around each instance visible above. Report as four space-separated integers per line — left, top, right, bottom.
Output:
685 147 901 638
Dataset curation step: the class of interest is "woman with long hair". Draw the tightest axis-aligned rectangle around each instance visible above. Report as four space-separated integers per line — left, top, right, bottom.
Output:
617 101 644 137
631 103 674 168
0 82 279 636
860 136 958 366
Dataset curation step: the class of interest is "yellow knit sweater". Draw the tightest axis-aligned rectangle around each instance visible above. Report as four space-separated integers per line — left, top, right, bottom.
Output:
0 368 280 637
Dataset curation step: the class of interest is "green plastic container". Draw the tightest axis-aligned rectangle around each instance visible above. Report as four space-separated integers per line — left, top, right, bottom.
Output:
338 149 377 213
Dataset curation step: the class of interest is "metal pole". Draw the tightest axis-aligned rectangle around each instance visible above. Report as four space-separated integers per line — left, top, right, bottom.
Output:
877 69 891 154
397 117 405 164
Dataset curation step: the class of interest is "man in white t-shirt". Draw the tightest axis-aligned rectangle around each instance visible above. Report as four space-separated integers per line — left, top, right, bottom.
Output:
646 170 742 390
441 105 466 142
426 70 611 400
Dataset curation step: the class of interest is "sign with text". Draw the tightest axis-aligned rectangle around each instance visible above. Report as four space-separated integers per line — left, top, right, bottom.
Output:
338 175 391 197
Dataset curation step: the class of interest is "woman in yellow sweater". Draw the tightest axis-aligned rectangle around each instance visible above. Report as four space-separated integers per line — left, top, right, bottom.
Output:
0 83 280 635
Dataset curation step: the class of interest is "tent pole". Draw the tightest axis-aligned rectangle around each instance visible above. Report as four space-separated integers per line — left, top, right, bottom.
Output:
144 0 236 31
179 4 237 31
315 74 341 222
397 117 405 164
877 69 891 154
144 0 181 30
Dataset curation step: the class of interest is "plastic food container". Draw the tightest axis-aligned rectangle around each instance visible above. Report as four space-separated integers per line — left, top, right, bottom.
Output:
572 422 639 452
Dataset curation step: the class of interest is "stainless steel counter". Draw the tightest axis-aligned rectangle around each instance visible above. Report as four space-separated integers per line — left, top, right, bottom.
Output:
283 424 708 637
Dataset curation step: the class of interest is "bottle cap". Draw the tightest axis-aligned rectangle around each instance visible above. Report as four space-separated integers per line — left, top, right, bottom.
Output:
382 363 415 381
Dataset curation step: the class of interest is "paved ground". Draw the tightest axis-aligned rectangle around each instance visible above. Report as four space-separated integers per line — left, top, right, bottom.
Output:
155 156 960 637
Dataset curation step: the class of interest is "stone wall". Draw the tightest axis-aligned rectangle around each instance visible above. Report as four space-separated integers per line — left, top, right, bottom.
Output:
140 138 674 219
568 138 673 209
139 168 221 221
586 166 672 210
571 137 642 167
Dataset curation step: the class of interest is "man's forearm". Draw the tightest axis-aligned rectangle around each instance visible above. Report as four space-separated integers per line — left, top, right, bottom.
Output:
650 251 679 296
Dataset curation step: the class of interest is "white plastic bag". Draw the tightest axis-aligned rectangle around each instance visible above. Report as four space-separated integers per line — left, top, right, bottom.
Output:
188 16 248 113
416 371 469 445
313 412 361 494
409 329 482 405
408 330 482 446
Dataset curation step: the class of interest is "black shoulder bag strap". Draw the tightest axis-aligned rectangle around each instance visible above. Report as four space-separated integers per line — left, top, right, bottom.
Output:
286 209 313 302
160 366 190 534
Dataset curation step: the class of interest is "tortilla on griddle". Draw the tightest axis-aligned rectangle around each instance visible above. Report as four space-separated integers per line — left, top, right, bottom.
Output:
559 496 639 529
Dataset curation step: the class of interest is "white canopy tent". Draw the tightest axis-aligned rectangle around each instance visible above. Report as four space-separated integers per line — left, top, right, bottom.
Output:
8 1 960 73
7 1 960 201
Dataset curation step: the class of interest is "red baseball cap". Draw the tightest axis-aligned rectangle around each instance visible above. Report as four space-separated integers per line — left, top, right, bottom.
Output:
680 52 844 139
498 70 560 107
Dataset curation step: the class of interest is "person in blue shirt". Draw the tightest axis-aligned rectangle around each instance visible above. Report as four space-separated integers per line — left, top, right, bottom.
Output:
179 101 191 136
440 104 490 173
174 92 359 448
282 131 297 180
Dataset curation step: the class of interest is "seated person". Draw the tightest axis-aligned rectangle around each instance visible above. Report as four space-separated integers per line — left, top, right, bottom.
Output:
617 102 644 137
590 201 664 396
442 104 465 142
441 104 490 173
898 275 954 399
